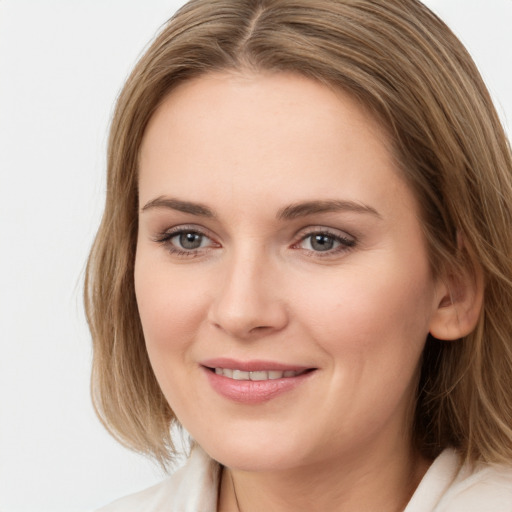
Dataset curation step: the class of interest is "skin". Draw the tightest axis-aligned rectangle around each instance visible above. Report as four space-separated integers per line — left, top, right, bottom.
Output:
135 71 454 511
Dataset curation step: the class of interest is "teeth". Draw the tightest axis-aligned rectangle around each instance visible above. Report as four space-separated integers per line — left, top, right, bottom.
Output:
214 368 303 381
249 371 268 381
232 370 250 380
215 367 233 378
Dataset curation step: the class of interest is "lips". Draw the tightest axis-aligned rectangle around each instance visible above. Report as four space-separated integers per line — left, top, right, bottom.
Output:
202 358 316 404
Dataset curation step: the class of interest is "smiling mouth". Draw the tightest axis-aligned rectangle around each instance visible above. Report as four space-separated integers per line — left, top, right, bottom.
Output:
210 368 313 381
203 363 316 403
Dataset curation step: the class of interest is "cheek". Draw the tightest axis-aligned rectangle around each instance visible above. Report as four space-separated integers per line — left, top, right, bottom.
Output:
292 262 435 364
134 255 214 414
134 255 211 354
294 267 434 434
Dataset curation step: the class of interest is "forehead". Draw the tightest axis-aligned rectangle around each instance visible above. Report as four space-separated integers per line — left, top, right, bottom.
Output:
138 71 415 219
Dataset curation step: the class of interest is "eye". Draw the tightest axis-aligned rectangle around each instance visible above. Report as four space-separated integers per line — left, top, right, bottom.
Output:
154 226 218 256
296 229 355 255
174 231 208 250
305 233 338 252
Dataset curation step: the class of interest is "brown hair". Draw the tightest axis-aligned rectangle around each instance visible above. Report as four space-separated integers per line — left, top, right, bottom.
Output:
85 0 512 467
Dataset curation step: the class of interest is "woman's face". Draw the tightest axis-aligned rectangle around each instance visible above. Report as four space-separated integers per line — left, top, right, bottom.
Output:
135 71 446 472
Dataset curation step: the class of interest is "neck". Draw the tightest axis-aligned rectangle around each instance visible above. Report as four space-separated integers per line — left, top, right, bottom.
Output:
217 441 431 512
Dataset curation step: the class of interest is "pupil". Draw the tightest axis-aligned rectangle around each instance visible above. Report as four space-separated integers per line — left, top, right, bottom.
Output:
180 232 202 249
311 234 334 251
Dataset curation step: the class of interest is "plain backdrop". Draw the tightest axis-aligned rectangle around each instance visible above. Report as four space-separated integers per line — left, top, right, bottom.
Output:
0 1 510 511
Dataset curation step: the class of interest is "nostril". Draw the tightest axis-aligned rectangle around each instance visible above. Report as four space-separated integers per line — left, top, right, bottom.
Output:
249 325 271 333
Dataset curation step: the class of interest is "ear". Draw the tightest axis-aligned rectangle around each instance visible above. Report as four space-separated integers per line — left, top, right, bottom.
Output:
429 257 484 341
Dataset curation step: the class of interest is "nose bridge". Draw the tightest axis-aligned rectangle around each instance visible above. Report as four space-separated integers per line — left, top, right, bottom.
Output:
208 241 287 338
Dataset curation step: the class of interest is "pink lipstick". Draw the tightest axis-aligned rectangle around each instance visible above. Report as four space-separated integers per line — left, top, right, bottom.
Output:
201 358 316 404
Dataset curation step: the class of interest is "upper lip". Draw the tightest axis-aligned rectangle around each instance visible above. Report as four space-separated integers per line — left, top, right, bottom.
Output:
201 358 313 372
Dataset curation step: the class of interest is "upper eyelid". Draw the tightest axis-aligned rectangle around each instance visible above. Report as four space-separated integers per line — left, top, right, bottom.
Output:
156 224 215 238
294 225 355 241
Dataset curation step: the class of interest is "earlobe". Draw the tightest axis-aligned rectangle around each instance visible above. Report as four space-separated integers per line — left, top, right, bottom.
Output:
429 261 484 341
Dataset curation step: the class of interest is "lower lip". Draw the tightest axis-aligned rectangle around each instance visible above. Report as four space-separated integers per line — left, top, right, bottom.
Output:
203 367 314 404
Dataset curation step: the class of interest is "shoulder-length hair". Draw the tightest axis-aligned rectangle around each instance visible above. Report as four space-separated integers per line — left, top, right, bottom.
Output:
85 0 512 467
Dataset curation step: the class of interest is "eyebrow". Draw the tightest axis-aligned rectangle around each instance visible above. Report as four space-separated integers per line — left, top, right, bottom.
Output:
277 200 381 220
141 196 381 220
141 196 215 217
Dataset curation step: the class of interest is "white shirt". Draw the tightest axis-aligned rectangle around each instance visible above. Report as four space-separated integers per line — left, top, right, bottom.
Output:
97 447 512 511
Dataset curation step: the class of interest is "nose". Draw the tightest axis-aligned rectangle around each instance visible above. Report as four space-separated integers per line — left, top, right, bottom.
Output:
207 249 289 340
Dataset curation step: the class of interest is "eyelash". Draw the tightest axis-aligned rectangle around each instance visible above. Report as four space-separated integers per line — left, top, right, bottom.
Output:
153 226 216 258
293 228 356 257
153 226 356 258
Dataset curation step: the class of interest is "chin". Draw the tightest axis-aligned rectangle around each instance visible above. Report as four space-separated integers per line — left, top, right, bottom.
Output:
195 429 314 472
211 449 299 472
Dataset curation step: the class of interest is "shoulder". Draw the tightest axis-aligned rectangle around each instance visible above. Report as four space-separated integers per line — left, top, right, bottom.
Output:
95 447 221 512
438 458 512 511
407 449 512 512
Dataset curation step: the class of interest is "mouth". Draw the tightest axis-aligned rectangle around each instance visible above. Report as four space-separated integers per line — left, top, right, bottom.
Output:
209 367 312 381
201 359 316 403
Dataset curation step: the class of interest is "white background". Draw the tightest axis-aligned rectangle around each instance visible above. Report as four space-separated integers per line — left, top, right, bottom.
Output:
0 1 510 511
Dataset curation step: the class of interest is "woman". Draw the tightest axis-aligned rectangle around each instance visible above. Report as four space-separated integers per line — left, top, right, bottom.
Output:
86 0 512 510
